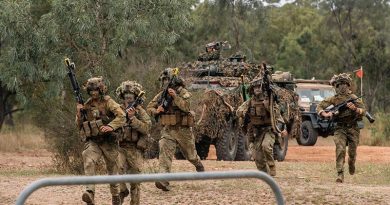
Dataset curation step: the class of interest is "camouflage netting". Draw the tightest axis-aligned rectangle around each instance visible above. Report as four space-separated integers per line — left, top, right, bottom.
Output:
191 88 243 140
274 87 301 139
178 60 260 80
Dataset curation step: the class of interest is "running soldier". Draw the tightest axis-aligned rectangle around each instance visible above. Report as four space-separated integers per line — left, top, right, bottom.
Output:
115 81 151 204
316 73 366 183
147 68 205 191
76 77 125 205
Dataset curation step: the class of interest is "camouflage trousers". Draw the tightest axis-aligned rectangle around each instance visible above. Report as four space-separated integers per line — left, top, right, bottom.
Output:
118 144 143 205
333 126 360 174
158 126 201 173
82 140 120 196
251 127 275 172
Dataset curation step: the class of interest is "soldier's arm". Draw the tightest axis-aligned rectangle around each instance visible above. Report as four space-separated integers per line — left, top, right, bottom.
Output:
107 98 126 130
316 97 334 116
351 94 366 116
173 88 191 112
146 92 162 117
129 106 152 135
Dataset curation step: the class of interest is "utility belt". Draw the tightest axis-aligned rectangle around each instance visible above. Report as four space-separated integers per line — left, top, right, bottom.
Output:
336 121 357 128
250 115 271 126
159 112 194 127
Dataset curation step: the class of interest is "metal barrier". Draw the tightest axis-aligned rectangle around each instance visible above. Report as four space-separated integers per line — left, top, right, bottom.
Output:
16 170 284 205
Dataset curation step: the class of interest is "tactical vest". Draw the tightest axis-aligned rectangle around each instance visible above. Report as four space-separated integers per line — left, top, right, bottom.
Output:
121 106 141 143
159 90 194 127
79 96 116 140
248 98 272 126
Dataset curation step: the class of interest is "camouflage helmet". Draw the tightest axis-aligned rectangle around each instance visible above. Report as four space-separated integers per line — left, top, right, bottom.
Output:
159 67 184 87
330 73 352 86
116 80 144 99
85 76 107 94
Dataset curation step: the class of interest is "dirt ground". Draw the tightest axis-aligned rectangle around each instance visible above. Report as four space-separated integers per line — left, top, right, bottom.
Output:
1 137 390 205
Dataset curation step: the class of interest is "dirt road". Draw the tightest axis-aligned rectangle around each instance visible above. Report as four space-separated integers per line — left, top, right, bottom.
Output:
1 137 389 205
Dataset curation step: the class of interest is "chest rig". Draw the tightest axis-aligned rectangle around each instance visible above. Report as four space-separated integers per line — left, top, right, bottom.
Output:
248 97 271 126
79 96 115 140
159 90 194 127
121 106 141 143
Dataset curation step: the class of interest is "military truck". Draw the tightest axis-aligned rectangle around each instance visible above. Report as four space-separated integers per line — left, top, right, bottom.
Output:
295 79 336 146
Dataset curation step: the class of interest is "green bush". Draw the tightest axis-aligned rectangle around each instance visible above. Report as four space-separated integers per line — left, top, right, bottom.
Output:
367 112 390 146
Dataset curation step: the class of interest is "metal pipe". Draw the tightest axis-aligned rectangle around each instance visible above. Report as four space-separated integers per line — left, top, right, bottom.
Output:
16 170 284 205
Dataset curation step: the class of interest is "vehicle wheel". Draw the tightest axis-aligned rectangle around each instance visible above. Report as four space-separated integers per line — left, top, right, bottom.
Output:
297 120 318 146
235 133 251 161
215 119 238 161
196 136 211 160
273 135 289 161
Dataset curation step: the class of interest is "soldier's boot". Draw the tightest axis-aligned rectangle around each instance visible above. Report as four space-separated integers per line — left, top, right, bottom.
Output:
348 160 355 175
336 172 344 183
119 188 129 205
82 190 95 205
155 181 170 191
269 165 276 177
195 162 205 172
112 195 121 205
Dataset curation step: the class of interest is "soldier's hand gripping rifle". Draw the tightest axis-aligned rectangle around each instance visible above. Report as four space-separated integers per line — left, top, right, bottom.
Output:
324 96 375 123
65 58 87 121
157 68 180 115
125 91 145 120
262 63 285 133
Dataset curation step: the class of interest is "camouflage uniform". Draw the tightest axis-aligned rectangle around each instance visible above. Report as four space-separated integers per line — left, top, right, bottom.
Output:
316 73 366 183
76 77 125 205
115 81 151 205
147 68 204 191
236 77 286 176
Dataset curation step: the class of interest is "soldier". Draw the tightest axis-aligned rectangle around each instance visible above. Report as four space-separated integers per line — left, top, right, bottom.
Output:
76 77 125 205
147 68 205 191
316 73 366 183
115 81 151 205
197 41 221 61
236 76 287 176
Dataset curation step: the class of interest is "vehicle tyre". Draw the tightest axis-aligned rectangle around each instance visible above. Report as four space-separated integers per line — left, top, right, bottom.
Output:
215 119 238 161
235 133 251 161
297 120 318 146
196 135 211 160
273 135 289 161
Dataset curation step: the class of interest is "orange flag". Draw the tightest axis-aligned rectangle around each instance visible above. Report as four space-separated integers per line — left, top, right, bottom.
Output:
355 66 363 78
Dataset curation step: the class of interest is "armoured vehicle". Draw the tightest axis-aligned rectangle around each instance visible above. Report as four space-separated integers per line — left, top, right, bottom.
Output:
178 54 257 161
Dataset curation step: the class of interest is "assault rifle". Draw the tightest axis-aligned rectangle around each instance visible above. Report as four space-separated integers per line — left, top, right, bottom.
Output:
65 58 87 121
125 91 145 120
324 96 375 123
157 68 180 114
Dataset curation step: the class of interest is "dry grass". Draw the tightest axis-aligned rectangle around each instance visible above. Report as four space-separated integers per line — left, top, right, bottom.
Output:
0 124 46 152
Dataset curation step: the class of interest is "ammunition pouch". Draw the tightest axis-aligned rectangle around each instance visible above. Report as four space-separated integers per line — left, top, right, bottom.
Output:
79 119 104 142
123 126 139 142
159 112 194 127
